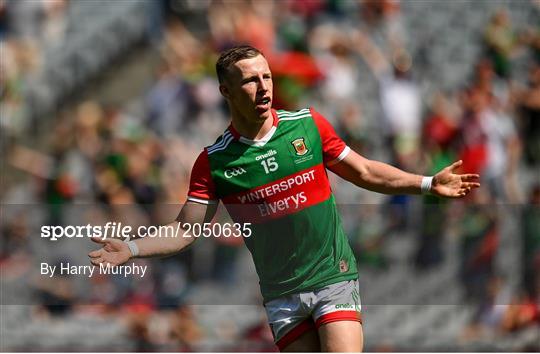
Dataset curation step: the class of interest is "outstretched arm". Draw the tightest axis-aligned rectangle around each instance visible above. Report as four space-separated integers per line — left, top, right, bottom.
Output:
328 150 480 198
88 202 218 266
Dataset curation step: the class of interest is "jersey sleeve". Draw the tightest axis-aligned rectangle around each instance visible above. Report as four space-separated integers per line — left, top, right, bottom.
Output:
310 107 351 166
187 149 218 205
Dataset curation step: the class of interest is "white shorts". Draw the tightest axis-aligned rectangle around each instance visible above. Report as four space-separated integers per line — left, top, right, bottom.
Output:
264 279 362 350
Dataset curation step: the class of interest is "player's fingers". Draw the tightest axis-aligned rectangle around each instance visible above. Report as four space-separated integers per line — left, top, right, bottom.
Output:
456 186 473 196
448 160 463 172
461 174 480 181
461 182 480 189
450 192 465 198
88 249 103 258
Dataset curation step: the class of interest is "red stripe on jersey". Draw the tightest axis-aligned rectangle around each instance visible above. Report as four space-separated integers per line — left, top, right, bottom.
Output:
310 107 347 165
187 148 217 201
222 163 331 223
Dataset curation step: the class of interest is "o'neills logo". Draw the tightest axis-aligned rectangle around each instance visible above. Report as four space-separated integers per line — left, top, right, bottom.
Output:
224 167 247 179
255 149 277 161
291 138 308 156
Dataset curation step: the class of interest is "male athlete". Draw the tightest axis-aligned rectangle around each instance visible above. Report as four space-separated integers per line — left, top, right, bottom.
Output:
89 46 480 352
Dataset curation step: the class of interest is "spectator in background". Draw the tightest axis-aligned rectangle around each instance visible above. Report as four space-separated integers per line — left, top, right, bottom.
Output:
463 275 538 342
35 258 76 317
517 63 540 167
354 31 421 171
483 9 519 79
5 0 68 52
321 40 358 102
360 0 404 43
0 0 7 38
457 58 522 202
462 276 511 341
335 103 368 155
145 60 190 136
422 92 460 167
309 28 360 117
472 91 518 202
0 211 31 265
354 31 421 232
43 116 77 224
521 184 540 299
500 290 540 334
169 305 204 351
161 19 209 81
532 28 540 64
351 205 388 270
0 39 41 136
231 0 275 55
207 0 276 54
472 58 511 109
484 94 521 202
457 88 489 179
5 0 45 40
415 93 459 269
41 0 67 47
459 190 499 303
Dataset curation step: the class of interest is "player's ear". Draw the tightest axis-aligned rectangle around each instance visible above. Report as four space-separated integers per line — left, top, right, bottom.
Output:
219 84 230 99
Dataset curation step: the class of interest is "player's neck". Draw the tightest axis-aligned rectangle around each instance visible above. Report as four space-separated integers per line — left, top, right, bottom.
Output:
231 111 274 140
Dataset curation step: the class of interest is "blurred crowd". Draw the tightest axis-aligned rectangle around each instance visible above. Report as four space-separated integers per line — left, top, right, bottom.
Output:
1 0 69 135
1 0 539 351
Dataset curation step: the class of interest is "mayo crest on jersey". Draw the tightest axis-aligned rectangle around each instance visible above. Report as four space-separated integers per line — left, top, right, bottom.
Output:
187 108 357 301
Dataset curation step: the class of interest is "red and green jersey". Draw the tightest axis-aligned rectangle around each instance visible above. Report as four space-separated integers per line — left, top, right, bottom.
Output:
187 108 358 302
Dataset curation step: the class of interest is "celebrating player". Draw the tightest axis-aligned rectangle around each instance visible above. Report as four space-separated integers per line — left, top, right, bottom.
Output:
89 45 480 352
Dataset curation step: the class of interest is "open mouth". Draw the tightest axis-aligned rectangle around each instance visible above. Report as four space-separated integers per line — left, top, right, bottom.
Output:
257 97 271 105
255 97 271 112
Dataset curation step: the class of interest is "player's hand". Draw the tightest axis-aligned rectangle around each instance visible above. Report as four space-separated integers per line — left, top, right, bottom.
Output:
431 160 480 198
88 237 132 267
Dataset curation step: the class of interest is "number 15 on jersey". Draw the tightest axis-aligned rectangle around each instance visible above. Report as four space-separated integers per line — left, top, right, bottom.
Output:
261 157 278 174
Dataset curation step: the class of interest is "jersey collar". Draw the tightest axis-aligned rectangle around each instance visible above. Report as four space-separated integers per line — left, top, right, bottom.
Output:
228 109 279 147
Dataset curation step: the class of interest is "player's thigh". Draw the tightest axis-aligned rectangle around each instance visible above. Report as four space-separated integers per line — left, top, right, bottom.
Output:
318 320 363 352
265 294 317 352
311 279 363 352
281 327 320 352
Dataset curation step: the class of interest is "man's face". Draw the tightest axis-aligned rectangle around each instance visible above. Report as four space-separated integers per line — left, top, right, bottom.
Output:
221 54 273 123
